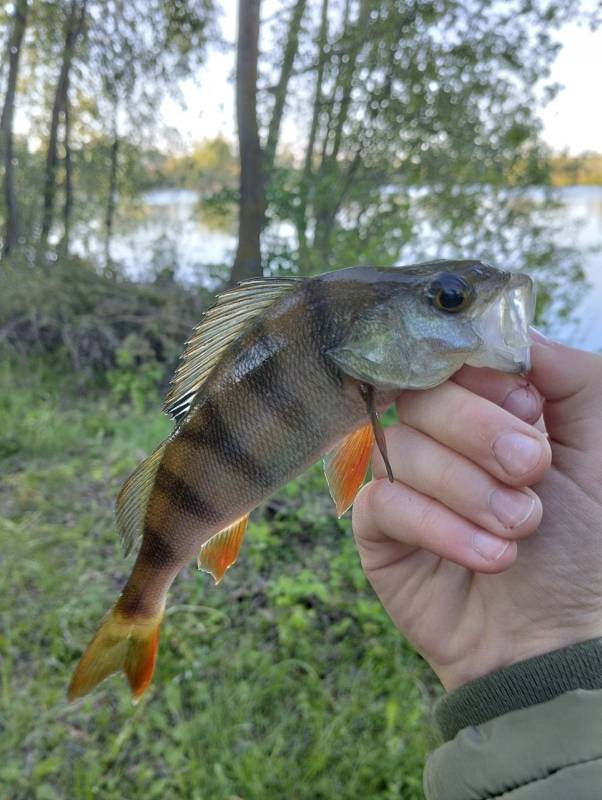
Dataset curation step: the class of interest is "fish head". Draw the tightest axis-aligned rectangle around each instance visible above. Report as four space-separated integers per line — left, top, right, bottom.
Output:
326 260 535 391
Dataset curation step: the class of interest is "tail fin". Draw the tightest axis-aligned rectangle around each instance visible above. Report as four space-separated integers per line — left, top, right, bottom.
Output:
68 608 163 703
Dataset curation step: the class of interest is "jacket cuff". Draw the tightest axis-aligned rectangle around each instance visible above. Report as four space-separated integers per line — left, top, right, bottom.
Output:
435 637 602 741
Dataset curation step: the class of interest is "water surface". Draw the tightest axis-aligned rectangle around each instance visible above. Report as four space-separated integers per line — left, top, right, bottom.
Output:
81 186 602 351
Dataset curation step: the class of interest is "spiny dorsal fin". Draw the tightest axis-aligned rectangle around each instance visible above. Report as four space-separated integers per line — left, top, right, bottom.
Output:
323 423 375 517
197 514 249 584
164 278 301 423
116 441 166 556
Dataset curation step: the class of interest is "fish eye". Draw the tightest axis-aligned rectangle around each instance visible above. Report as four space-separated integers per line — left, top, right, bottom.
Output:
428 273 474 314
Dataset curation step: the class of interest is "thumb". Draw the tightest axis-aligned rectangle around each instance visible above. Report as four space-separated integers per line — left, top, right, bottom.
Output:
528 329 602 401
528 329 602 445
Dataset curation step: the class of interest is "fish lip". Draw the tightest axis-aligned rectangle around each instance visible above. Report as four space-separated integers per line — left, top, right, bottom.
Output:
465 270 535 372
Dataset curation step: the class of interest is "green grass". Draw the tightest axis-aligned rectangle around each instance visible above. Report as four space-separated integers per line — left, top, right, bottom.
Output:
0 357 438 799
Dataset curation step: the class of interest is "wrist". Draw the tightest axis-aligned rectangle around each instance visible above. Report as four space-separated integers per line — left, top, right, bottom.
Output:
434 636 602 741
434 624 602 690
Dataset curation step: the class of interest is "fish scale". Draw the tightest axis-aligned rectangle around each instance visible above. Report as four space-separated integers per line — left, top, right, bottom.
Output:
68 261 534 701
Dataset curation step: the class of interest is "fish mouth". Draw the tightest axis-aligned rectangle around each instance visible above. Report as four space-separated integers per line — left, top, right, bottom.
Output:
465 272 535 373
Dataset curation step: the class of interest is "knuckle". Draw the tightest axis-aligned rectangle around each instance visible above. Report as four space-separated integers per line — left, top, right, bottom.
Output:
413 496 439 534
436 454 460 497
367 478 399 518
351 483 373 538
353 479 393 533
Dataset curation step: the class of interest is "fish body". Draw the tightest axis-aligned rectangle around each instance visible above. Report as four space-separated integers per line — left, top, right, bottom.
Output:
68 260 534 701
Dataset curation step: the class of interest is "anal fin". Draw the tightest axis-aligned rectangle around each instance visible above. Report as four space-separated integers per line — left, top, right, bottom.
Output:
324 423 375 517
198 514 249 584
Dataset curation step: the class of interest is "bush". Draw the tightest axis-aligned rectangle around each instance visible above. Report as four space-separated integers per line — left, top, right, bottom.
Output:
0 253 210 377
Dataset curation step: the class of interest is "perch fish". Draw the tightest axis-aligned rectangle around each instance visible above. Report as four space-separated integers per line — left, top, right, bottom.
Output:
68 260 534 701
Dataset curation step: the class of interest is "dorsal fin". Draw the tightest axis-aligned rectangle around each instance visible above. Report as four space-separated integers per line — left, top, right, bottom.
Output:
163 278 301 423
116 441 167 556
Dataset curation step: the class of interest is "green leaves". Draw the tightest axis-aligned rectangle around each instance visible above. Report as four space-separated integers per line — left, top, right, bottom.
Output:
258 0 587 295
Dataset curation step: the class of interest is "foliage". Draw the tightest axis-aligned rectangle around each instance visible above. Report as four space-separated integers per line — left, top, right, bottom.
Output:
1 0 597 298
106 341 164 411
0 360 436 799
0 0 218 259
160 136 239 193
255 0 589 278
0 252 208 373
549 150 602 186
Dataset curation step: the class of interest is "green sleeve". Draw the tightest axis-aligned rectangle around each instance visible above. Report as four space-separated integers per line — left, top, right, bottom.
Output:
423 638 602 800
435 637 602 741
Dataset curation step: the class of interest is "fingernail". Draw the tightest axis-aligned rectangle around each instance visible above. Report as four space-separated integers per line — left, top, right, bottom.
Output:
492 432 542 476
489 489 535 528
502 386 539 420
472 531 511 561
529 326 550 345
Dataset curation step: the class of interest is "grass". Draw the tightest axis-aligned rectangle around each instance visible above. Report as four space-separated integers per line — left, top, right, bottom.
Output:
0 356 438 799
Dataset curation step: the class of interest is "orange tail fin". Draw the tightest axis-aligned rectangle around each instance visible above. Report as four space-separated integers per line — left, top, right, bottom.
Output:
68 608 163 703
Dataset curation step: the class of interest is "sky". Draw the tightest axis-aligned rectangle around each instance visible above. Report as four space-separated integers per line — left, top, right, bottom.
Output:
163 3 602 156
538 19 602 153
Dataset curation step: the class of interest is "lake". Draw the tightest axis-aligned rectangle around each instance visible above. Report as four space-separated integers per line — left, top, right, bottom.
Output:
79 185 602 352
544 186 602 351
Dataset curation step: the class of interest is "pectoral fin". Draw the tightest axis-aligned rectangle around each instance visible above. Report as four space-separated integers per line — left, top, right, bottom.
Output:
198 515 249 584
323 423 375 517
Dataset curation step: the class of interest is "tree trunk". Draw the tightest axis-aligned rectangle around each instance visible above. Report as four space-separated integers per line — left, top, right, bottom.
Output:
105 110 119 272
229 0 263 286
317 0 349 167
263 0 307 181
61 91 73 254
329 1 368 163
1 0 28 258
312 0 367 262
39 0 86 254
313 150 361 259
297 0 329 267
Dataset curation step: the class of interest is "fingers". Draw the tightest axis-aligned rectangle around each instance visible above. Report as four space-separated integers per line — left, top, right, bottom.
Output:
395 381 551 488
527 333 602 451
371 424 542 540
354 364 553 578
452 366 544 425
528 330 602 404
353 479 518 574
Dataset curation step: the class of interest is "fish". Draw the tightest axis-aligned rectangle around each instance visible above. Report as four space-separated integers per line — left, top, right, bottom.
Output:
67 260 535 702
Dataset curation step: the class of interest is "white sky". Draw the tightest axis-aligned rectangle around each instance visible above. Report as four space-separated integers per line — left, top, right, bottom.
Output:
538 20 602 153
163 3 602 156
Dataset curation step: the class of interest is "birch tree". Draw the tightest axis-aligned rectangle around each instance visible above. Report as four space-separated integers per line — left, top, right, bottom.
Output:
39 0 87 253
1 0 29 257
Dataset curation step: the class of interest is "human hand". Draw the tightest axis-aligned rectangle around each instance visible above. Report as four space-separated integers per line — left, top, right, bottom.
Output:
352 334 602 689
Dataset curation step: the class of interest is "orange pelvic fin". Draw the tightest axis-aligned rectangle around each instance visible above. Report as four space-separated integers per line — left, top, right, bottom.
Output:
323 423 375 517
198 514 249 584
68 607 163 704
